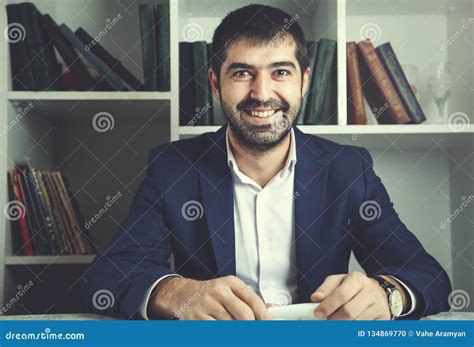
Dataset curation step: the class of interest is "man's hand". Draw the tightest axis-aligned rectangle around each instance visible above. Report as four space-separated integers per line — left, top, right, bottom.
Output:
148 275 272 320
311 272 402 320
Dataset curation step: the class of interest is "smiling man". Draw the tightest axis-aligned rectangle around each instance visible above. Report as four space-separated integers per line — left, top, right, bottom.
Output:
83 4 451 320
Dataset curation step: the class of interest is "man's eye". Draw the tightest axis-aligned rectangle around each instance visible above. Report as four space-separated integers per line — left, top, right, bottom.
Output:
233 70 251 77
274 69 290 76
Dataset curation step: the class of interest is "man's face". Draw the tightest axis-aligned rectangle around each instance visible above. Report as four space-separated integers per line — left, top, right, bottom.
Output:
209 38 310 151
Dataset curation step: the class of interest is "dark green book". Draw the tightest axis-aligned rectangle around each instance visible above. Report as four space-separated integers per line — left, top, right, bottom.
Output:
193 41 213 125
139 4 158 90
155 4 170 91
304 39 337 124
320 44 338 125
297 41 318 125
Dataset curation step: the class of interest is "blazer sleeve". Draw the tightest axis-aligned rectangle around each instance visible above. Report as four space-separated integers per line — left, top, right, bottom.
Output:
81 146 176 319
352 147 452 319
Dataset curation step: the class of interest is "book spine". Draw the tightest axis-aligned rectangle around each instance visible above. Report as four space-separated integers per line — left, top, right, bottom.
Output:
346 42 367 125
139 4 158 91
376 43 426 124
6 4 36 90
155 4 171 91
357 40 411 124
298 41 318 125
192 41 212 125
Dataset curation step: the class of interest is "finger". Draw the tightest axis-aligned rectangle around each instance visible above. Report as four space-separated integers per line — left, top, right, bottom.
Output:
315 273 363 318
311 274 345 302
230 279 272 320
208 301 235 320
200 315 217 320
355 303 388 320
328 289 374 320
222 295 256 320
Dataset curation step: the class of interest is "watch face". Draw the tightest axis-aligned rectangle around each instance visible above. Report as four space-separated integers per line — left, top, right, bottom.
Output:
389 289 404 317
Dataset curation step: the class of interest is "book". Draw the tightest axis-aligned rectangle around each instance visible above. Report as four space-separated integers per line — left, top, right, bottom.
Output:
304 39 337 124
320 43 338 125
17 3 62 91
58 23 129 91
346 42 367 125
7 169 33 255
376 42 426 124
297 41 318 125
192 41 213 125
39 14 96 91
357 40 411 124
155 4 171 91
75 27 144 91
179 42 195 126
6 4 36 90
139 4 158 91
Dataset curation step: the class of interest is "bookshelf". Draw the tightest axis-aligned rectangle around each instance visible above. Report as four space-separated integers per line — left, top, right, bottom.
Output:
0 0 472 314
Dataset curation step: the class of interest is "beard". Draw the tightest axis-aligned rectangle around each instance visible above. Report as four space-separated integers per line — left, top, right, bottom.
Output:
220 95 302 153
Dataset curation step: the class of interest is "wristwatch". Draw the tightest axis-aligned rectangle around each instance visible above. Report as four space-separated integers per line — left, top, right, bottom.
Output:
372 275 404 320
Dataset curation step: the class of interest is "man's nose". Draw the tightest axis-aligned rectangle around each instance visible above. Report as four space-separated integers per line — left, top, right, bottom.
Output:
249 73 273 102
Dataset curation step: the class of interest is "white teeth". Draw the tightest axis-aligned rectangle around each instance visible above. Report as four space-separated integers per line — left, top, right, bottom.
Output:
249 110 277 118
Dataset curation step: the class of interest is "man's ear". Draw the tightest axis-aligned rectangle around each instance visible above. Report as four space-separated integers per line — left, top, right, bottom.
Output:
301 66 311 98
208 68 220 98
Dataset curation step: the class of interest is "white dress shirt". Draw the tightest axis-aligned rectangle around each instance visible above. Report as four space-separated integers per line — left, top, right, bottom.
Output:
140 128 416 318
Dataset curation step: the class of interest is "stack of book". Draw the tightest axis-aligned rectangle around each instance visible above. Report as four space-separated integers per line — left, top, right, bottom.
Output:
179 41 215 126
7 160 95 256
297 38 338 125
346 39 426 125
6 2 170 92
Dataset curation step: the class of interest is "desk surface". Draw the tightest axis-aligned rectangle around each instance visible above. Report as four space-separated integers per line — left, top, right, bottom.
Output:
0 311 473 320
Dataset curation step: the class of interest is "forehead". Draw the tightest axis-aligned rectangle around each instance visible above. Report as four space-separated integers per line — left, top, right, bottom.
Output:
223 38 299 69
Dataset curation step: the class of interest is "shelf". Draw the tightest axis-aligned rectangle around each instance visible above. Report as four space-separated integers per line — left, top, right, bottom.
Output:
7 91 171 101
5 255 96 266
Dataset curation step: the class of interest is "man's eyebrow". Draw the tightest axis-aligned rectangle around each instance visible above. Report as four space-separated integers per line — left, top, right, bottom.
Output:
226 61 297 74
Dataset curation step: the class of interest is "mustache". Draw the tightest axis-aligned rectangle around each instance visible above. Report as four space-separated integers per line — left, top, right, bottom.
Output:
236 98 289 111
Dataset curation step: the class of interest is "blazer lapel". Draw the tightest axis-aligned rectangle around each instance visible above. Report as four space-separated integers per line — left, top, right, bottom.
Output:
293 126 329 302
197 124 236 277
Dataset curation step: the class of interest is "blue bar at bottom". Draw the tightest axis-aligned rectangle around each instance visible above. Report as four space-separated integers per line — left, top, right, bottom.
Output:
0 320 472 346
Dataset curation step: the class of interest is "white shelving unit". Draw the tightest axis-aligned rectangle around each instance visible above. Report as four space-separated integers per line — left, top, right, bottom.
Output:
0 0 472 313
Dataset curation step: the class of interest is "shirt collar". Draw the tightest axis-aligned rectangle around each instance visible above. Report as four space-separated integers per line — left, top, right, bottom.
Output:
226 127 297 175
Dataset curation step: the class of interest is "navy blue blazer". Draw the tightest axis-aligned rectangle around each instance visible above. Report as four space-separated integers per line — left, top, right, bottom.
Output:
82 125 452 319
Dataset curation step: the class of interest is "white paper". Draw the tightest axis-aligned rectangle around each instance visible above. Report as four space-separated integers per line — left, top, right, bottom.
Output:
269 303 321 320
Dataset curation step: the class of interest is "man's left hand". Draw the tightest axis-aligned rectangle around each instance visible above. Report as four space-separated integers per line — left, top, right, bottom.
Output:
311 272 393 320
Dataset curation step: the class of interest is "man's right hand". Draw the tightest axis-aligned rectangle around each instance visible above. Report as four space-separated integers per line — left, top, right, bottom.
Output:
148 275 272 320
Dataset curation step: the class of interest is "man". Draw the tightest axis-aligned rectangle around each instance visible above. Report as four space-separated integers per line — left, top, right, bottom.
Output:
82 4 451 320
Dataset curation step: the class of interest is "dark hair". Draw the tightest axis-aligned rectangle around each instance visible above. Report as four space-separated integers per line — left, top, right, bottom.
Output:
210 4 308 81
